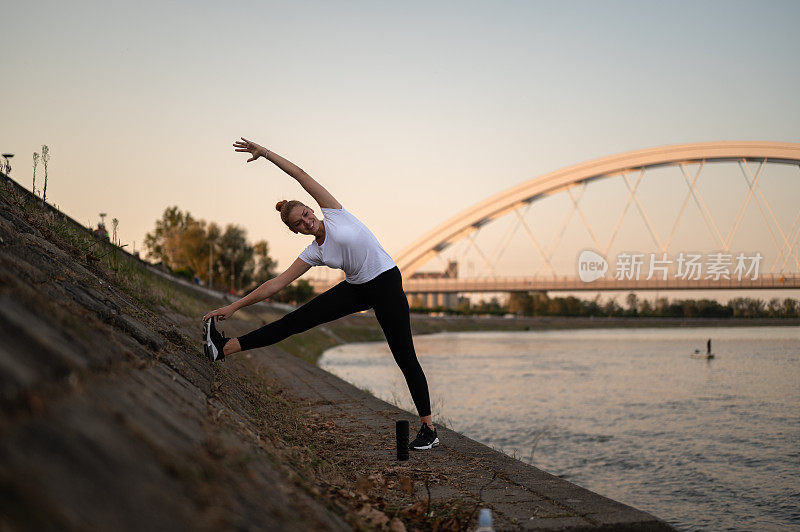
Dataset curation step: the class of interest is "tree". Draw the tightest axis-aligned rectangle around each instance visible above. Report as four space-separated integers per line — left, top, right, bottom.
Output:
164 217 208 277
625 292 639 316
508 292 533 315
144 206 197 263
272 279 315 305
547 298 565 316
561 296 583 316
602 298 623 316
454 297 472 314
144 207 276 293
729 297 765 318
216 224 254 292
584 294 601 316
680 299 697 318
783 298 798 318
206 222 221 286
531 291 550 316
476 297 504 314
252 239 277 286
767 298 781 318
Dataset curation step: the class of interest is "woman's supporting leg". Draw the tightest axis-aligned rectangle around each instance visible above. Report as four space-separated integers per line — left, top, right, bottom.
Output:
372 272 432 419
237 281 367 352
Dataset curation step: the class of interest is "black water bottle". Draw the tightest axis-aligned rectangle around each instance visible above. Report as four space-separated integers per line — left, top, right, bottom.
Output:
396 420 409 461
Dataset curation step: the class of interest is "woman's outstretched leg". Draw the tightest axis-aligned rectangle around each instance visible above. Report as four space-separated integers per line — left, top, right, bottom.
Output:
236 281 367 352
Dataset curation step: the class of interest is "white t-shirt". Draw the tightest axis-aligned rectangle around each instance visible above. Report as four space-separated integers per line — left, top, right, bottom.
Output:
298 206 396 284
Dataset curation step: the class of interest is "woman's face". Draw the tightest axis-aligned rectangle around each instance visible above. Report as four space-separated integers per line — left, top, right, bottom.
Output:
287 204 319 235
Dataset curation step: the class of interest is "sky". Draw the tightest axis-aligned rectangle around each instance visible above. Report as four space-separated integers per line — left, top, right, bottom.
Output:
2 1 799 286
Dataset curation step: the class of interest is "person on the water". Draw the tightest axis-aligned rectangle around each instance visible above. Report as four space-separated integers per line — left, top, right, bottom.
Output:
202 137 439 450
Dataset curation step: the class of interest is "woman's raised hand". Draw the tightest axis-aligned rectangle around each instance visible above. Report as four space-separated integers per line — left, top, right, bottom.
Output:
233 137 268 162
203 304 236 322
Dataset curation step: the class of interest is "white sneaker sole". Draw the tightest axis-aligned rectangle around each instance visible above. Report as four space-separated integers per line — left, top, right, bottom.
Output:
204 319 219 361
411 437 440 450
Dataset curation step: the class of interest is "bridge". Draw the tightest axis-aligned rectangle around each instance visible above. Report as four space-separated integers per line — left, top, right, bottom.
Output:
311 141 800 299
401 274 800 294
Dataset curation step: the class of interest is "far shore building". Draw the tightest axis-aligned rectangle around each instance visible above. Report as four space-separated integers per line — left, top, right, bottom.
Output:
409 261 459 308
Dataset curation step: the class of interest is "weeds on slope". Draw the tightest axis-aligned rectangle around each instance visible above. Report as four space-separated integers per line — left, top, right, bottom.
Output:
0 177 206 318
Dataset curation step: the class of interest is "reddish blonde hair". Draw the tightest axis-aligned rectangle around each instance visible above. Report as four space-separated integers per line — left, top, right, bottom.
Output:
275 200 306 232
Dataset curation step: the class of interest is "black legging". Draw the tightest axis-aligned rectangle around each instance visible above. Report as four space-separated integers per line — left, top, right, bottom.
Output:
238 266 431 417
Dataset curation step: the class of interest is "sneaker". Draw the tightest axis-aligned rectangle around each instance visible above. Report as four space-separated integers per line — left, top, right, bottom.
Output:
409 423 439 450
203 317 229 362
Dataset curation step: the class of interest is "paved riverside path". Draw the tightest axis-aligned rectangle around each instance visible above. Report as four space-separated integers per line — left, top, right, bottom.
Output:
238 339 675 531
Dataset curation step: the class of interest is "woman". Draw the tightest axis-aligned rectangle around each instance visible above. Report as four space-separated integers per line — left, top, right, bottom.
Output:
202 137 438 450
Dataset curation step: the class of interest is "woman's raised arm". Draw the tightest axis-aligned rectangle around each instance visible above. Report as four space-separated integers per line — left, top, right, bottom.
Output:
234 138 342 209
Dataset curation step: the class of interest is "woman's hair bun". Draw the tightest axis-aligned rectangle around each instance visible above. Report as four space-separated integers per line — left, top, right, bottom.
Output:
275 200 287 212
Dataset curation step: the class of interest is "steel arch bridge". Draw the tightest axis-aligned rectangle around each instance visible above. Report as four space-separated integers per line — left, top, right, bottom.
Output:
315 142 800 295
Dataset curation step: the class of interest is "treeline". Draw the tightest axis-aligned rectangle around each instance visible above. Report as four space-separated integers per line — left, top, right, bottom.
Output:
412 291 800 319
144 206 314 304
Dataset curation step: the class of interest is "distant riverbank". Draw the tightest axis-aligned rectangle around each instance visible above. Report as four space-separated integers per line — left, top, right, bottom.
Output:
408 314 800 333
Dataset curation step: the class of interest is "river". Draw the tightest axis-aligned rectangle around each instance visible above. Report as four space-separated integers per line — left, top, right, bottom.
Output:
319 326 800 531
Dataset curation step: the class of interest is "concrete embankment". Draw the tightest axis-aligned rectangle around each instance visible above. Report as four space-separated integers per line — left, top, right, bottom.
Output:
0 175 673 530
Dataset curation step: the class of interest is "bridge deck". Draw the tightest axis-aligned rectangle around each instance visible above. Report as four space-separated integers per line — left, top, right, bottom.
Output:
310 274 800 294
